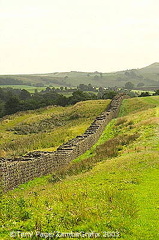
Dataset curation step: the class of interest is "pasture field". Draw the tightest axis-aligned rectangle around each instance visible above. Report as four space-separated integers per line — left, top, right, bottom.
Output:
0 85 97 96
0 96 159 240
0 100 110 158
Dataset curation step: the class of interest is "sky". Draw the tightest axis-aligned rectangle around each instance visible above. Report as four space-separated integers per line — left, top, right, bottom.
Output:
0 0 159 74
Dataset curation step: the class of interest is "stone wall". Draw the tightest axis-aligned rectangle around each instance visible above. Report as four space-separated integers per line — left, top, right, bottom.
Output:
0 94 127 191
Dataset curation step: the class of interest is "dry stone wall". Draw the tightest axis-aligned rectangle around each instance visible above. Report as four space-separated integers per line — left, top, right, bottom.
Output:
0 94 127 191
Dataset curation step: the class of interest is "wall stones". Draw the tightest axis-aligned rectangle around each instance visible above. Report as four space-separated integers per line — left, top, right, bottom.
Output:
0 94 128 191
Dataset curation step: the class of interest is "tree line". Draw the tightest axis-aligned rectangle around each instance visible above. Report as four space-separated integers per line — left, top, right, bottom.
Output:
0 88 98 117
1 85 158 118
0 86 120 117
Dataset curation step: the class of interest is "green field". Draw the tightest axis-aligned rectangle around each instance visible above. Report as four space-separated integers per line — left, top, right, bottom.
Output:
131 89 155 95
0 85 52 93
0 85 97 97
1 96 159 240
0 99 110 158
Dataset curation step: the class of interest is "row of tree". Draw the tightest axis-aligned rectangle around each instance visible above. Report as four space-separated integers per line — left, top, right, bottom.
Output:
0 87 120 117
1 86 158 118
0 88 98 117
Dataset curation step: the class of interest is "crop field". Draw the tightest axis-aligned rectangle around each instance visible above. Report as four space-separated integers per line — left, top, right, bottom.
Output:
0 99 110 158
0 96 159 240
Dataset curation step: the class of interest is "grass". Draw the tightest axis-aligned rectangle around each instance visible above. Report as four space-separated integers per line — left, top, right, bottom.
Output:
0 100 110 157
0 96 159 240
118 96 159 116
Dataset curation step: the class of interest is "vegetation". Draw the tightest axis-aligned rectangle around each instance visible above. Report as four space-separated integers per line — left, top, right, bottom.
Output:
0 88 99 118
0 85 123 118
118 96 159 117
153 89 159 95
125 81 134 89
0 96 159 240
0 62 159 88
138 91 150 97
0 77 25 85
0 99 110 158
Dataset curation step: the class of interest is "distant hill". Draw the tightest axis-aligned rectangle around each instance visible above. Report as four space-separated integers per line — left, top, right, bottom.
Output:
139 62 159 73
0 63 159 88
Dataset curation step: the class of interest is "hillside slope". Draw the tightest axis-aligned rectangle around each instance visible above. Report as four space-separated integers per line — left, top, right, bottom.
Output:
1 96 159 240
0 99 110 158
0 63 159 88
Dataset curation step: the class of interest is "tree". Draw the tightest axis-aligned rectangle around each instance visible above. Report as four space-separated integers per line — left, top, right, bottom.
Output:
98 87 104 92
45 87 51 92
19 89 31 100
78 84 87 91
88 84 94 91
139 92 150 97
68 90 91 104
56 95 68 106
125 82 134 89
102 91 117 99
153 89 159 95
4 96 21 115
137 82 145 87
0 88 6 101
0 100 4 117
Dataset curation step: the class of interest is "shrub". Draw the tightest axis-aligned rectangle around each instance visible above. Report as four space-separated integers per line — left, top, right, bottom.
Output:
115 118 127 126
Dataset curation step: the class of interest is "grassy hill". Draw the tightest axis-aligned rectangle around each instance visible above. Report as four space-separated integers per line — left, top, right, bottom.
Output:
1 96 159 240
0 63 159 89
0 99 110 158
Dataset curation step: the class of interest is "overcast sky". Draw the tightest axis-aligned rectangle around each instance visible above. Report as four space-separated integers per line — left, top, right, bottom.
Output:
0 0 159 74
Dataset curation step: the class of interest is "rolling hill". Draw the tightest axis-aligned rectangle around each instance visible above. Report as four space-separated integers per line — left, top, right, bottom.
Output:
0 63 159 88
0 99 110 158
1 96 159 240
